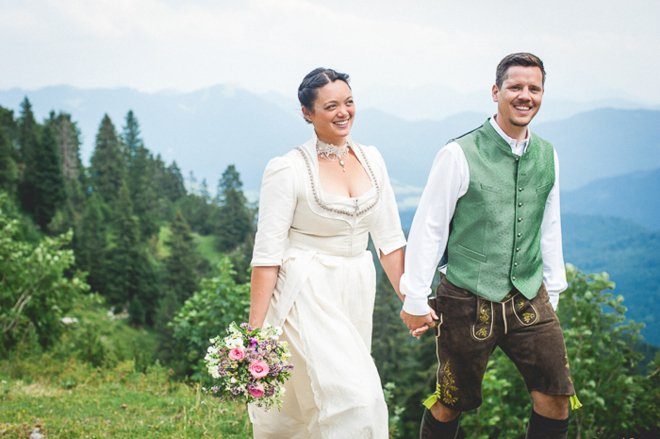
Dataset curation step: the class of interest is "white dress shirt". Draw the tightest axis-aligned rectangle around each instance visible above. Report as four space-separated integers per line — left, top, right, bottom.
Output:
400 117 568 315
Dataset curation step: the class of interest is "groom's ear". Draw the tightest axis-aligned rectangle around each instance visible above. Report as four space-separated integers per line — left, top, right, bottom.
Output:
492 84 499 102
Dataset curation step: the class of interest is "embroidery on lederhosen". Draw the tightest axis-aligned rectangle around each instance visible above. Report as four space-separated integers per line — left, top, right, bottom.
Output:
438 360 459 405
511 295 539 326
471 298 494 340
422 360 460 409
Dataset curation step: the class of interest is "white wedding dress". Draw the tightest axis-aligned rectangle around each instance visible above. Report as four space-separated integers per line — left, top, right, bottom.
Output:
248 136 405 439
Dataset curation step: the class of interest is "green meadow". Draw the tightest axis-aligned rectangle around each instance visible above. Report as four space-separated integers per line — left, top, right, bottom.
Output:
0 357 251 438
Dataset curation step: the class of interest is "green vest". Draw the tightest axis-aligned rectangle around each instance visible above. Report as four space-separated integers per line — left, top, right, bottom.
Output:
445 119 555 301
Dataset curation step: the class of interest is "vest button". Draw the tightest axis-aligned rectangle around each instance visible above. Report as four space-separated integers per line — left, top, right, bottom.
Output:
518 217 523 222
514 262 518 267
512 276 517 281
518 187 523 192
518 202 523 207
516 247 520 252
517 232 522 237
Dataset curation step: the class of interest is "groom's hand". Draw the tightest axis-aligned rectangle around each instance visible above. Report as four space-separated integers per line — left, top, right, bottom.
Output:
400 309 438 338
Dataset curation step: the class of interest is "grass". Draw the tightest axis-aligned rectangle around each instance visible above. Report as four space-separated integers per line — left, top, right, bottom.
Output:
0 357 252 438
157 225 225 267
192 233 224 267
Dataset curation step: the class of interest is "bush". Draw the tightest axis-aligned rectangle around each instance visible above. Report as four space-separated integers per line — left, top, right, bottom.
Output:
50 293 158 371
170 257 249 378
0 194 89 356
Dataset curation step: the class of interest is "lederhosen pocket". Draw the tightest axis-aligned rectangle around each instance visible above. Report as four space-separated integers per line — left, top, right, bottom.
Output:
428 297 443 338
511 294 540 326
471 297 494 341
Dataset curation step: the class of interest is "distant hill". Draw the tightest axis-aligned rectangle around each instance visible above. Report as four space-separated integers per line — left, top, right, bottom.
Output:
562 214 659 345
351 109 487 188
562 168 660 230
1 86 659 191
535 109 660 189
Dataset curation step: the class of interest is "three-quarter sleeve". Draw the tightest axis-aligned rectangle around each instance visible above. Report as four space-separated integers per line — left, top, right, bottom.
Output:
250 156 297 266
367 147 406 255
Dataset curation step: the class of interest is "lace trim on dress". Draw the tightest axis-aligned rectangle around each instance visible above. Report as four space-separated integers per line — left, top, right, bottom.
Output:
296 143 381 218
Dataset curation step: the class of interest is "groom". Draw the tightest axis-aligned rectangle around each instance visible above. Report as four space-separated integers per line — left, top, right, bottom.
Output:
399 53 578 438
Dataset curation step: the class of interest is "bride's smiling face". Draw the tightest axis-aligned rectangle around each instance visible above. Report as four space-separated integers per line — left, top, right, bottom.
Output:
302 80 355 145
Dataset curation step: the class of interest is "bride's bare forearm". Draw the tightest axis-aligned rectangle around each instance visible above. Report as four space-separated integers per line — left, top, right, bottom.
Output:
379 247 405 301
249 266 280 328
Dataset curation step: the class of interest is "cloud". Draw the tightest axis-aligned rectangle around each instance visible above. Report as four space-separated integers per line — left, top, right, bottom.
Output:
0 0 658 104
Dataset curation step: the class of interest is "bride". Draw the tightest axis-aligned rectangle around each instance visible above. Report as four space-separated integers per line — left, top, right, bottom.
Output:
247 68 406 438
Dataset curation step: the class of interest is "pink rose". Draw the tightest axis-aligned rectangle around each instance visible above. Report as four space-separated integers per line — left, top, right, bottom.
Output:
228 347 245 361
248 359 270 379
248 383 265 398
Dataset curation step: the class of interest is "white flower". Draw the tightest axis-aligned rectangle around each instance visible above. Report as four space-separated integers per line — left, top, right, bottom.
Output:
225 335 244 349
60 317 78 325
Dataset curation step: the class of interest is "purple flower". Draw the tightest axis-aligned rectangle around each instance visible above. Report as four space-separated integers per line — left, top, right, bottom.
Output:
248 383 265 398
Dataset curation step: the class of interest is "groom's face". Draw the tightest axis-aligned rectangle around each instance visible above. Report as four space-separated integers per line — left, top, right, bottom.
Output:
492 66 544 129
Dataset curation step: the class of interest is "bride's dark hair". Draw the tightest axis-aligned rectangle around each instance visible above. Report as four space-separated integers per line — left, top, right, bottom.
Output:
298 68 350 116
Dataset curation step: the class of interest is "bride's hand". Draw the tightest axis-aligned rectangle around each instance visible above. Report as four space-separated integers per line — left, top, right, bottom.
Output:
409 309 439 338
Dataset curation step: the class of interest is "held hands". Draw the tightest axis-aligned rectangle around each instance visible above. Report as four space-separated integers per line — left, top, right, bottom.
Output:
400 308 439 339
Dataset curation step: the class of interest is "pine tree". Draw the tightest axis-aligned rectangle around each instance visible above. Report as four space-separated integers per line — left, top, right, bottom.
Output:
74 192 109 295
214 164 253 252
162 161 186 202
121 110 142 160
30 123 65 229
46 112 84 233
122 111 158 239
104 183 159 325
89 115 127 208
16 105 65 230
163 210 202 303
17 97 38 168
0 107 19 194
49 112 83 184
17 97 40 220
155 210 204 367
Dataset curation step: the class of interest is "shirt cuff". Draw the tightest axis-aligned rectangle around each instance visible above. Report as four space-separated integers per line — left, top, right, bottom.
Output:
402 295 432 316
250 258 282 267
548 291 559 311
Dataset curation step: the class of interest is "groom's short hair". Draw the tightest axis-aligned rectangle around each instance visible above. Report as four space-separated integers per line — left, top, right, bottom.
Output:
496 53 546 88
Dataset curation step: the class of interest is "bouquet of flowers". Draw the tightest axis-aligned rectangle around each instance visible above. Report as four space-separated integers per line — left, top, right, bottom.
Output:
204 322 294 410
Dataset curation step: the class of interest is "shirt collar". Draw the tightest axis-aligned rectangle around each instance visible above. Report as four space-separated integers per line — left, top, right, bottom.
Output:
489 115 530 155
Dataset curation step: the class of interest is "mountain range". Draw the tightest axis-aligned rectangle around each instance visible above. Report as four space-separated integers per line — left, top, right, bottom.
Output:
1 85 659 192
562 168 660 230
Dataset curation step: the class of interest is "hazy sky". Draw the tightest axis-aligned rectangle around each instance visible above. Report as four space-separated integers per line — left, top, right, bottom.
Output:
2 0 659 104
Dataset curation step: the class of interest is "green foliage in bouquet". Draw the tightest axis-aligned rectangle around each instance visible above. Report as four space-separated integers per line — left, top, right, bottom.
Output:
170 257 250 378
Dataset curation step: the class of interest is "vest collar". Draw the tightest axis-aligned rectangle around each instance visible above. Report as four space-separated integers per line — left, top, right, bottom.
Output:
483 118 537 158
489 116 529 155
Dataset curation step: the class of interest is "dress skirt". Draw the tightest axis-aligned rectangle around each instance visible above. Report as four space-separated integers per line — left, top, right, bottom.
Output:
248 249 389 439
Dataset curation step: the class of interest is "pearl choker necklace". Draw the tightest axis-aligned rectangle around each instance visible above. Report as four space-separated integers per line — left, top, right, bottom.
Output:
316 139 350 172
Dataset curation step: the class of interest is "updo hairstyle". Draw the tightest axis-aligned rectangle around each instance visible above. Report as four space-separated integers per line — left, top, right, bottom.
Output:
298 68 350 123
